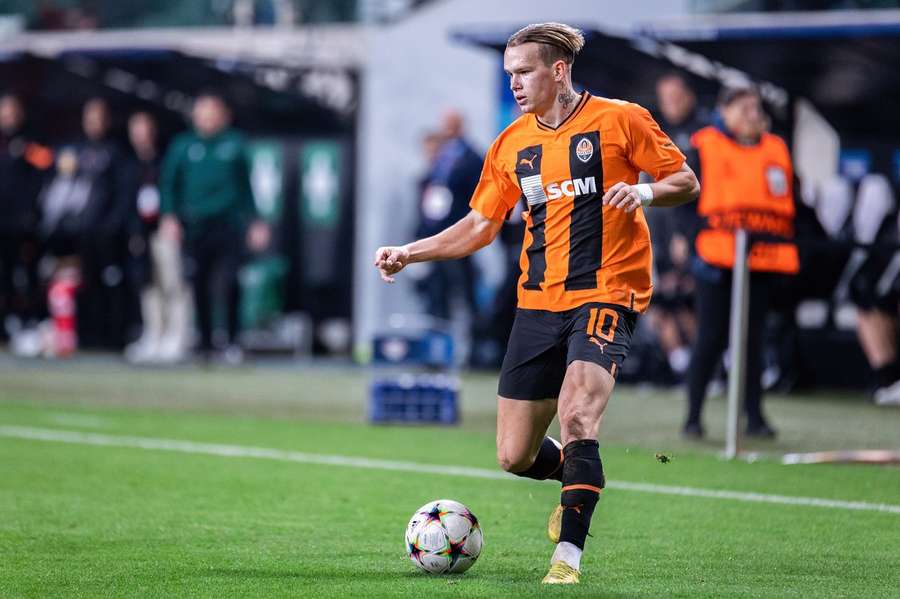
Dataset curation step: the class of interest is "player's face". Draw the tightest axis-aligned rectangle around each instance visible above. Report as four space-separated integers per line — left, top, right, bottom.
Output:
504 43 558 115
722 94 765 141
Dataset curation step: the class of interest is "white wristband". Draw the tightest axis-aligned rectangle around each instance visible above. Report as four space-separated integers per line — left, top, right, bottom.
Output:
634 183 654 207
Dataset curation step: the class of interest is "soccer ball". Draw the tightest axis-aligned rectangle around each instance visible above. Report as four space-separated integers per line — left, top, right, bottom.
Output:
404 499 483 574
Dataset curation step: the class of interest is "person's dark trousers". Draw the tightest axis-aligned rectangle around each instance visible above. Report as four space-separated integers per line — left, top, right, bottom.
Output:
686 270 771 428
0 233 43 337
184 222 243 352
418 257 477 321
77 234 128 349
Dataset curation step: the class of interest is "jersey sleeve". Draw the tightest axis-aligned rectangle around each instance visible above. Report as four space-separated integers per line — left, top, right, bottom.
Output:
626 104 686 181
469 138 520 221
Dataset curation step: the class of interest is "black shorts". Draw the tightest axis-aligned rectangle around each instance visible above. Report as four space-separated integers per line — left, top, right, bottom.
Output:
498 302 638 401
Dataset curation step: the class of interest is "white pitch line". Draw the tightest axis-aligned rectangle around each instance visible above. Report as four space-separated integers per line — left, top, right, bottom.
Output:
2 425 898 515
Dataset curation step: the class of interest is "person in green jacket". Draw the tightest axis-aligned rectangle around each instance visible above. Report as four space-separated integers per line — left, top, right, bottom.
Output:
159 92 269 362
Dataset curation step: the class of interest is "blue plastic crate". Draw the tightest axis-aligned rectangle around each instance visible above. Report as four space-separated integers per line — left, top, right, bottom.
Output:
369 374 459 425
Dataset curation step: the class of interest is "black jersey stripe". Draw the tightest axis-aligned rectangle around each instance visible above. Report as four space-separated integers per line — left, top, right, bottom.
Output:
565 130 603 291
515 144 546 290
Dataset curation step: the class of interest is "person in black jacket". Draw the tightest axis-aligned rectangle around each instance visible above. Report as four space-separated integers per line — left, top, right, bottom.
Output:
414 112 482 327
0 93 51 341
73 97 132 349
645 73 708 381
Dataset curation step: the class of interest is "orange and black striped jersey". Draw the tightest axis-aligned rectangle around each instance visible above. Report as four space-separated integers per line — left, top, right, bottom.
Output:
470 93 685 313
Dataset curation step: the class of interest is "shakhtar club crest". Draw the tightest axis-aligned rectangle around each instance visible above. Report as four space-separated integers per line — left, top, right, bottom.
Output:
576 137 593 163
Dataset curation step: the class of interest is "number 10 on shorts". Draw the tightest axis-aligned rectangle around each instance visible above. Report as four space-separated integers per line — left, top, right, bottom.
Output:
587 307 618 342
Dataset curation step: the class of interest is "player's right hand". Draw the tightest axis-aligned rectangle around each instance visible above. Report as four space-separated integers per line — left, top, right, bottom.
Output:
602 182 642 213
374 245 411 283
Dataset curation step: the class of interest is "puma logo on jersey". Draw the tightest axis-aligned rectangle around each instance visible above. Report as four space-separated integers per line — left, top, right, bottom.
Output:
545 176 597 200
519 155 537 169
589 337 607 353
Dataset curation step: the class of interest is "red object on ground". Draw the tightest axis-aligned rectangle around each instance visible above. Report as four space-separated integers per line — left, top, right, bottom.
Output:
48 271 80 357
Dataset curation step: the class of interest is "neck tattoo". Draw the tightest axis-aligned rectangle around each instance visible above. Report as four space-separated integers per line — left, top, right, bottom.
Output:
558 90 578 111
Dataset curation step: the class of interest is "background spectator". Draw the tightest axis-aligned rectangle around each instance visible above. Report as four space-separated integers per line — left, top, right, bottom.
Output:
645 73 708 381
124 111 192 364
414 111 482 323
159 92 270 364
685 84 800 439
0 93 49 341
413 110 483 363
73 97 132 349
848 175 900 405
473 203 526 368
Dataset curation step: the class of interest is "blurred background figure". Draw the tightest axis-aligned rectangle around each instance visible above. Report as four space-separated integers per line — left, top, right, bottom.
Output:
473 203 526 368
645 73 708 382
159 92 270 364
413 110 482 358
38 97 130 354
847 175 900 406
124 111 192 364
655 73 708 153
38 148 83 358
74 97 132 350
855 300 900 406
0 93 49 344
684 84 799 439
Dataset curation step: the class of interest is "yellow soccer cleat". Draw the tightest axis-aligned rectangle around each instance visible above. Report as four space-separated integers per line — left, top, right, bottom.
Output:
542 560 580 584
547 504 563 544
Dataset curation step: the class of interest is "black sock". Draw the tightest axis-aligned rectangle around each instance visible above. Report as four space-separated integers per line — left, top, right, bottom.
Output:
512 437 563 482
559 439 604 550
875 362 898 388
889 359 900 383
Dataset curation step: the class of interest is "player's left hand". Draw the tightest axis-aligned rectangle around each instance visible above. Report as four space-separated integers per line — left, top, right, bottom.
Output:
602 182 642 213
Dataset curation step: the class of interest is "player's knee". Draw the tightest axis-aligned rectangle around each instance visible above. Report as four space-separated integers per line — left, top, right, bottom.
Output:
496 447 532 473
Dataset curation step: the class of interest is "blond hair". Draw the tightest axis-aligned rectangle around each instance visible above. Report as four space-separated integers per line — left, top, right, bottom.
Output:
507 22 585 66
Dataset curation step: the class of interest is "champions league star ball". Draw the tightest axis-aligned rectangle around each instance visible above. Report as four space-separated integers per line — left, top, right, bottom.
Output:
404 499 483 574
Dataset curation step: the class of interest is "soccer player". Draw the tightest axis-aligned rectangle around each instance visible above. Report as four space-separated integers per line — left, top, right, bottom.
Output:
375 23 699 584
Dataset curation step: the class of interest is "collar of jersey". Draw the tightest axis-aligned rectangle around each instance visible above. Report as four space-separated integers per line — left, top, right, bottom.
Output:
534 92 590 132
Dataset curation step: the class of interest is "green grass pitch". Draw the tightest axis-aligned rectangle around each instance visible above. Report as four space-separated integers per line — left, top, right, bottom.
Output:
1 359 899 597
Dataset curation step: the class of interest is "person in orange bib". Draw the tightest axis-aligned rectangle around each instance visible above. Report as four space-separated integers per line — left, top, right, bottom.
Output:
683 84 799 440
375 23 699 584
